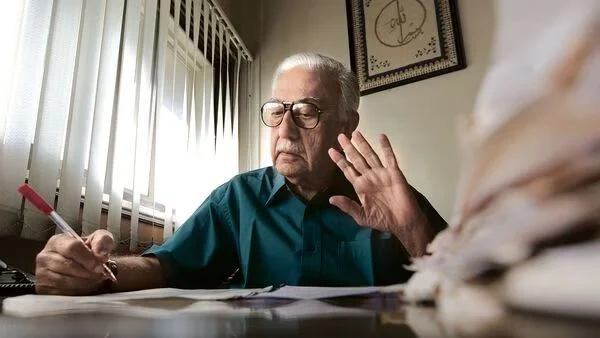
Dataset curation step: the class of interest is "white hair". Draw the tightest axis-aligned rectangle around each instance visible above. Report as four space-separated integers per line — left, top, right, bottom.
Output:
272 52 360 120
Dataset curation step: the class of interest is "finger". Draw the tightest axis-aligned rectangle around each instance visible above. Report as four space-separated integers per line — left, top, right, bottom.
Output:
46 235 104 273
329 148 360 182
352 130 383 168
379 134 400 170
35 268 81 294
338 133 371 174
36 251 103 280
88 230 114 261
329 195 365 225
35 269 102 296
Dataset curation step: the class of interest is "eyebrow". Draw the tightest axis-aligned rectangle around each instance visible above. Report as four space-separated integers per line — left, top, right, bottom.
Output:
269 97 325 105
298 97 323 105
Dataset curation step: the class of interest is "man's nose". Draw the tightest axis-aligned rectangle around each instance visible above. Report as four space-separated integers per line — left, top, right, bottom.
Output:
278 110 299 139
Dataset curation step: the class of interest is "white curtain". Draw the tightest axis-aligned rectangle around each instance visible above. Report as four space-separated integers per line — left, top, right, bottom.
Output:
0 0 252 252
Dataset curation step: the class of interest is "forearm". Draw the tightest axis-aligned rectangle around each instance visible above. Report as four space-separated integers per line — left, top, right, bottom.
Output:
109 256 167 292
394 214 435 257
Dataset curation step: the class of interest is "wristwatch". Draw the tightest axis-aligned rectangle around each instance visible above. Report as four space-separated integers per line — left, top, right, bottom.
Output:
106 259 118 277
98 259 118 294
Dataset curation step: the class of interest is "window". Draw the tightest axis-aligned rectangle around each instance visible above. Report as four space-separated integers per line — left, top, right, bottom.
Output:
0 0 251 245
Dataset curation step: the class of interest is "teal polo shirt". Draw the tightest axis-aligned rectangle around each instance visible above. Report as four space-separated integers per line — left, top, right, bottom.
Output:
144 167 446 288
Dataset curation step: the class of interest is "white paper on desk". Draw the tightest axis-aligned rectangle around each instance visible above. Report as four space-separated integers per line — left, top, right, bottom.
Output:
97 286 273 301
1 286 272 317
251 285 381 300
2 284 405 317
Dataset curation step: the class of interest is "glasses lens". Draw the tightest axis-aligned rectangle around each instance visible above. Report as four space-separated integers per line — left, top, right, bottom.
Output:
291 103 319 128
261 102 284 126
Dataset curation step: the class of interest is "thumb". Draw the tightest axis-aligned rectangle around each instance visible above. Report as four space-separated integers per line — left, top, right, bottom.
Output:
329 195 365 225
88 230 114 262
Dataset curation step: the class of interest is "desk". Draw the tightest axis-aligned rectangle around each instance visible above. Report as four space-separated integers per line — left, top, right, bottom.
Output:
1 295 599 337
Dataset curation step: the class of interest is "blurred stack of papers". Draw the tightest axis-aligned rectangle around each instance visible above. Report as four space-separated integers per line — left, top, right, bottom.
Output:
401 0 600 331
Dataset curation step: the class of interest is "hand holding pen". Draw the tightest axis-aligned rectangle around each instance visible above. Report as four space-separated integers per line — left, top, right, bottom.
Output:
18 184 117 295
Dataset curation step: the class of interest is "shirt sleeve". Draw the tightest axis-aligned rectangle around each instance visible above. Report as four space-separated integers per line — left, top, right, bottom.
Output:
142 187 238 289
410 185 448 235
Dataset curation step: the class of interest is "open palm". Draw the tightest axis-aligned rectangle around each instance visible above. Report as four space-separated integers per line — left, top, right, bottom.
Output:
328 131 424 235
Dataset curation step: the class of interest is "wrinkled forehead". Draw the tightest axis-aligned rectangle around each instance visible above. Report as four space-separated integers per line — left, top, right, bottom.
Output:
272 66 339 106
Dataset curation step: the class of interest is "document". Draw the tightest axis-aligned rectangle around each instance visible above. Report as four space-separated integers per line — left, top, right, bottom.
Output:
95 286 273 301
1 287 272 317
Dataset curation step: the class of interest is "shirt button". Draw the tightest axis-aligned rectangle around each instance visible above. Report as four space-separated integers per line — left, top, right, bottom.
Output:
305 243 316 253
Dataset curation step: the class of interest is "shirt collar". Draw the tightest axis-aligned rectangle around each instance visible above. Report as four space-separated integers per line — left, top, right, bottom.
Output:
265 171 287 206
264 168 358 207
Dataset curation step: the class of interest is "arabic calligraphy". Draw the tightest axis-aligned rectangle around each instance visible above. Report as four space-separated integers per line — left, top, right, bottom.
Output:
375 0 427 47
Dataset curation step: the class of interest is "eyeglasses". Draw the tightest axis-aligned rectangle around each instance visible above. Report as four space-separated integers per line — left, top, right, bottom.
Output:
260 101 325 129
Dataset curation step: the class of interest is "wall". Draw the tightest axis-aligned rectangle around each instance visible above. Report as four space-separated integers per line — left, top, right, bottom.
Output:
214 0 259 54
254 0 495 220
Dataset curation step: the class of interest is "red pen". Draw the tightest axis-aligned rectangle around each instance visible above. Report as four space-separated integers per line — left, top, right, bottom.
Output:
18 184 117 282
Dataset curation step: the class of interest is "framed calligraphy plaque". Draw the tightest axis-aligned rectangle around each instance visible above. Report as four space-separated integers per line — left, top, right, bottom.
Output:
346 0 466 95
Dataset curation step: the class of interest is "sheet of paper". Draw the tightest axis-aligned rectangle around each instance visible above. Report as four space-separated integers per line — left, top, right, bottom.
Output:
1 284 406 317
96 286 273 301
1 286 272 317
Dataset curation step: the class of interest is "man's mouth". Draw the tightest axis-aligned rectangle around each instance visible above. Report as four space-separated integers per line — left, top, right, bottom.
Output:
278 151 301 159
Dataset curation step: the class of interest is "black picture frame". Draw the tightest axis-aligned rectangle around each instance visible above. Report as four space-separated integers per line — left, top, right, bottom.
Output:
346 0 466 96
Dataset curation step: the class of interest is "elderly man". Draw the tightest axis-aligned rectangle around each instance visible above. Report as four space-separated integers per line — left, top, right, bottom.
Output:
35 53 446 295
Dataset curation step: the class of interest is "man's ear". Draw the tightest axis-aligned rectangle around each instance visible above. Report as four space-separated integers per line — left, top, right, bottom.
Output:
343 110 359 137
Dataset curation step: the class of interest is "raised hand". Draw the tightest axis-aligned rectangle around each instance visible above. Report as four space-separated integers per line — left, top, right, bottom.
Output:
328 131 433 256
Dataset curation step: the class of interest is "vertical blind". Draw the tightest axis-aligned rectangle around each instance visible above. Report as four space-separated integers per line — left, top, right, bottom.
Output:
0 0 252 252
